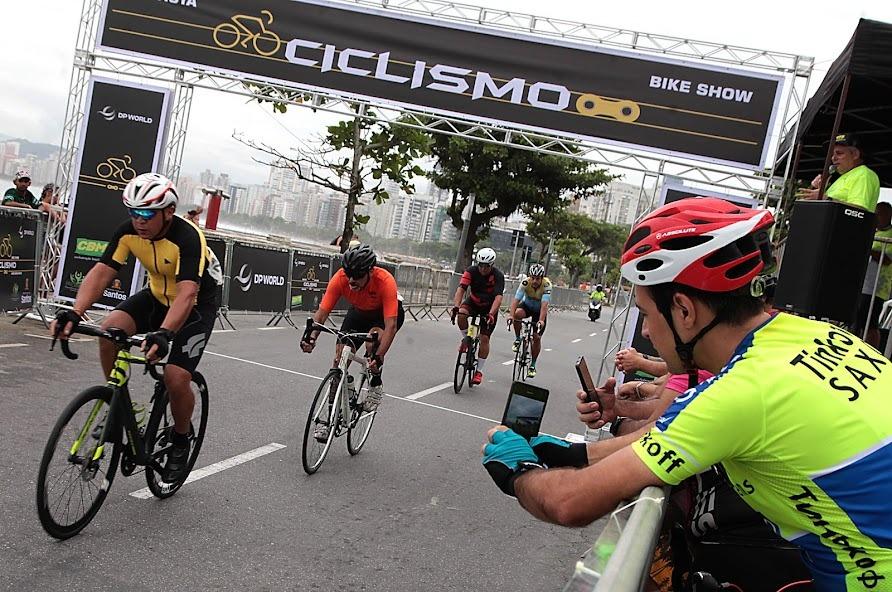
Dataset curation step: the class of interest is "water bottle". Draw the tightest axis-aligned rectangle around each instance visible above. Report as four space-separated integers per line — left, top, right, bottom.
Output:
346 374 356 399
132 402 147 429
468 323 478 339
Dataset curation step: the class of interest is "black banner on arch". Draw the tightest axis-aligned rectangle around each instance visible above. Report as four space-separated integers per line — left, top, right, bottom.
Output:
98 0 783 168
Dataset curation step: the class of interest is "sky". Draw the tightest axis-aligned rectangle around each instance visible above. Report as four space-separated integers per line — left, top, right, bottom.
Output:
4 0 892 189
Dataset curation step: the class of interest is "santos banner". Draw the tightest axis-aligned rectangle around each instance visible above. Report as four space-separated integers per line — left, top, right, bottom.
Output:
229 244 290 311
97 0 783 169
290 252 330 311
0 210 39 312
55 78 171 307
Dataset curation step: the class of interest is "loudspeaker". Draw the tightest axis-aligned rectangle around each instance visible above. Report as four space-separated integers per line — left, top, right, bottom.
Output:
775 200 875 324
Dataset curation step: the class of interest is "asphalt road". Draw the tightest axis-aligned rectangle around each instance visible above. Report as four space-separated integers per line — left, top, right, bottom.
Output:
0 306 616 592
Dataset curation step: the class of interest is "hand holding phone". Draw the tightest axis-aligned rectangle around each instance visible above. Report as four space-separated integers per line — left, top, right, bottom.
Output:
501 381 549 440
575 356 601 408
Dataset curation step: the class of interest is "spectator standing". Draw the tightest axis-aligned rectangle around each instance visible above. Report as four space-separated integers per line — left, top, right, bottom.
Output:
3 169 42 210
799 133 880 212
40 183 66 224
184 205 204 225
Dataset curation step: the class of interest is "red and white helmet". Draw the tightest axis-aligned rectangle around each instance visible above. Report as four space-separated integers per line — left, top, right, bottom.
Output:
620 197 774 292
122 173 179 210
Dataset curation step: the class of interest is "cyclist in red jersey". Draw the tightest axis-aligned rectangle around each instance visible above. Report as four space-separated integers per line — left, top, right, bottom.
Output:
451 247 505 385
300 245 404 418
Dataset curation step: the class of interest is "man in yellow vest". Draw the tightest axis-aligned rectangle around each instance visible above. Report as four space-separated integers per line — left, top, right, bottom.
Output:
800 133 880 212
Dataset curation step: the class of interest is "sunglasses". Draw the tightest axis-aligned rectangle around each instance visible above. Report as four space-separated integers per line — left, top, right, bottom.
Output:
128 208 159 220
345 270 368 281
17 178 31 183
478 263 492 268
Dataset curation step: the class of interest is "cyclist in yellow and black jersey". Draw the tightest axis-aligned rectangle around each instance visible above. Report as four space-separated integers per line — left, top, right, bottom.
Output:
52 173 221 484
506 263 551 378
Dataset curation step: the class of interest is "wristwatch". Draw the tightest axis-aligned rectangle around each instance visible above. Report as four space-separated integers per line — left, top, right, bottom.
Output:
610 417 627 437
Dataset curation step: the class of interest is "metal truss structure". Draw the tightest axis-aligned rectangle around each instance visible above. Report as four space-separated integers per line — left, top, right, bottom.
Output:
40 0 813 311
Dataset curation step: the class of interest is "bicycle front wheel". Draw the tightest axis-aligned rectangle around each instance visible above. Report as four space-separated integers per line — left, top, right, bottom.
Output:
302 370 340 474
347 374 375 455
144 372 210 498
36 386 121 539
453 349 467 393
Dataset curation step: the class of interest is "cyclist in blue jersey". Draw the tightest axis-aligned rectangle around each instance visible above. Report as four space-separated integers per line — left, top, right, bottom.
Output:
506 263 551 378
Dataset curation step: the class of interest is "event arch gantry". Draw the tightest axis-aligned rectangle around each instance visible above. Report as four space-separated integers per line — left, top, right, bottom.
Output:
40 0 813 363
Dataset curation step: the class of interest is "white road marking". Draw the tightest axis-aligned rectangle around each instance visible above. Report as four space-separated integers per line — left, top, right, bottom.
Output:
204 351 322 380
25 333 92 342
545 348 552 352
501 360 514 366
0 343 29 349
258 327 285 331
406 382 453 400
129 443 286 499
203 351 499 423
572 338 582 343
589 332 598 337
213 329 236 333
602 329 609 332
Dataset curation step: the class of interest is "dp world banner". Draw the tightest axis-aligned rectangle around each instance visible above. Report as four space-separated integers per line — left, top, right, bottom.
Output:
98 0 783 168
229 244 290 312
55 78 171 307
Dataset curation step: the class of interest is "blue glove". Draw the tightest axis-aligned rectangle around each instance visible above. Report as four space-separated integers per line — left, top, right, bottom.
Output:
529 435 588 469
482 429 543 497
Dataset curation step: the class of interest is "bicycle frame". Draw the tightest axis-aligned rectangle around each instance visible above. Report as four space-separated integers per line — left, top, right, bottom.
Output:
56 328 166 474
331 342 375 431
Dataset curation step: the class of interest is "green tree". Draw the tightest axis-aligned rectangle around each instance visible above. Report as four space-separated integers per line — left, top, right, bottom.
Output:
235 105 429 251
426 133 613 272
554 238 591 287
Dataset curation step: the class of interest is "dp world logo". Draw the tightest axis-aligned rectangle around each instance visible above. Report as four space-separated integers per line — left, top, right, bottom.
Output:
98 106 117 121
235 263 253 292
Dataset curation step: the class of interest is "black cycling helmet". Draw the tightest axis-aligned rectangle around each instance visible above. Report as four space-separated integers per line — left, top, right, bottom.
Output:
342 244 377 277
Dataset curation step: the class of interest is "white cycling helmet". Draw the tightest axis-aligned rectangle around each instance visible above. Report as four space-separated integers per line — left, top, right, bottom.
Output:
122 172 179 210
476 247 496 264
14 169 31 181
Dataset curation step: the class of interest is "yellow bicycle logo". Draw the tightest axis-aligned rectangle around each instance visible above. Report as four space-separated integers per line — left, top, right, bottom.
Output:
0 235 12 258
213 10 282 57
305 266 317 281
96 155 137 182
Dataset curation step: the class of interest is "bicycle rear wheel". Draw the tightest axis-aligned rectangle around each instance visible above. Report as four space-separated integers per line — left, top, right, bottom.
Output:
302 369 341 474
466 344 478 389
347 374 376 455
144 372 210 498
36 386 121 539
453 349 467 393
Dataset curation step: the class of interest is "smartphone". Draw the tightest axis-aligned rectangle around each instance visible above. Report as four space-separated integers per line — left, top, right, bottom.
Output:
575 356 602 408
501 381 549 440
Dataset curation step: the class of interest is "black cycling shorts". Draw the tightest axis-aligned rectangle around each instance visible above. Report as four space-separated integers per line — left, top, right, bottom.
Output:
517 301 546 335
114 288 218 375
459 300 497 337
340 301 405 349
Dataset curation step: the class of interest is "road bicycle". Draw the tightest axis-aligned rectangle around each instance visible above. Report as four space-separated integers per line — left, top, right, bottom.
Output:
451 312 482 393
510 317 534 382
213 10 282 56
36 325 208 539
301 320 379 475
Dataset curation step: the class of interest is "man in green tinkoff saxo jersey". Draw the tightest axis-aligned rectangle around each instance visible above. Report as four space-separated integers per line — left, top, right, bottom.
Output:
481 197 892 592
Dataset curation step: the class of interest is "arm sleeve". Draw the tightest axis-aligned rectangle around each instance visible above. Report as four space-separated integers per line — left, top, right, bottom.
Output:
99 221 134 270
459 269 472 288
174 222 206 283
381 272 399 318
631 374 762 485
318 270 346 313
